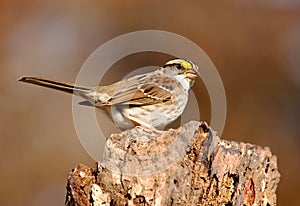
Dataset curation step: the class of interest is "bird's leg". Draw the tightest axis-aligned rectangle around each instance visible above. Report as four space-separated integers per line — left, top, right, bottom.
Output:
127 114 163 135
136 125 163 135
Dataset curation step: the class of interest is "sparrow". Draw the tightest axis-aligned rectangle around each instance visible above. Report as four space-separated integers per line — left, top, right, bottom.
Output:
19 58 200 131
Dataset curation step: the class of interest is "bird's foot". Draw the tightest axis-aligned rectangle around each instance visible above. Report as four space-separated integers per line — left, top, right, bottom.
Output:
136 125 163 135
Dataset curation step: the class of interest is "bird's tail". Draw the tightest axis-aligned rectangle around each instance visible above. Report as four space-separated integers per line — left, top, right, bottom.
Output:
18 76 94 96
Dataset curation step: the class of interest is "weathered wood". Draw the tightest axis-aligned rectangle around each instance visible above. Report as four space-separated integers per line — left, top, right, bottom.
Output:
65 121 280 206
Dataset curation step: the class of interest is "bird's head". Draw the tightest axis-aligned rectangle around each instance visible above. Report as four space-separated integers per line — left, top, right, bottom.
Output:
162 58 200 88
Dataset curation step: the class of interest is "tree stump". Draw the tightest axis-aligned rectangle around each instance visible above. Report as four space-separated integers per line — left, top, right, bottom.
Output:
65 121 280 206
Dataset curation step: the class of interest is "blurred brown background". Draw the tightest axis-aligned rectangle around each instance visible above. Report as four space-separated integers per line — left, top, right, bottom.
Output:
1 0 299 205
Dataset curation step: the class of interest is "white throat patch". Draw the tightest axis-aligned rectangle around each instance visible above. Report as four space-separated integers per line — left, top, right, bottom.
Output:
175 74 191 91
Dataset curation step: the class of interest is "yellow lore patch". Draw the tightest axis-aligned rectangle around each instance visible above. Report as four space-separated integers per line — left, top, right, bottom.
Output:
181 60 192 69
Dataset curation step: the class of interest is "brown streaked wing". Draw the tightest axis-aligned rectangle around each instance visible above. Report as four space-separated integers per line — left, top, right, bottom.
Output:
101 82 173 106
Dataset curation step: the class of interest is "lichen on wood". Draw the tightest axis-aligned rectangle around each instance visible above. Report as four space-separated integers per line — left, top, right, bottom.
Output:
65 121 280 206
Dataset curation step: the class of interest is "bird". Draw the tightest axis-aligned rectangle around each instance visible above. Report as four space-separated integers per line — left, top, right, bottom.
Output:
19 58 200 132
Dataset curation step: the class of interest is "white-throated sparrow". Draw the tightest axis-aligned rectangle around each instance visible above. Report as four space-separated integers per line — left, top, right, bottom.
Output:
19 58 200 131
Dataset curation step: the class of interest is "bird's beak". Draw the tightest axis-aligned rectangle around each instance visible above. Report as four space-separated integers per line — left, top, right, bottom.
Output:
184 66 201 79
193 66 201 77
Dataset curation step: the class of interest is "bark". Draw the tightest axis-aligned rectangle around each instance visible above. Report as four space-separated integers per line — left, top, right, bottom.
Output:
65 121 280 206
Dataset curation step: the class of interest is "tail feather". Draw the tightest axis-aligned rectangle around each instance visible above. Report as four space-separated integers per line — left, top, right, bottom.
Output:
18 76 93 95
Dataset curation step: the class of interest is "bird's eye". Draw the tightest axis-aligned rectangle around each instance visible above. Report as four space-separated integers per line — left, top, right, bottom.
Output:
175 64 182 69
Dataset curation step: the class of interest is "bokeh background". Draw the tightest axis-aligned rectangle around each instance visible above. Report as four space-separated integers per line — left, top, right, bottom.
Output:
1 0 299 205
